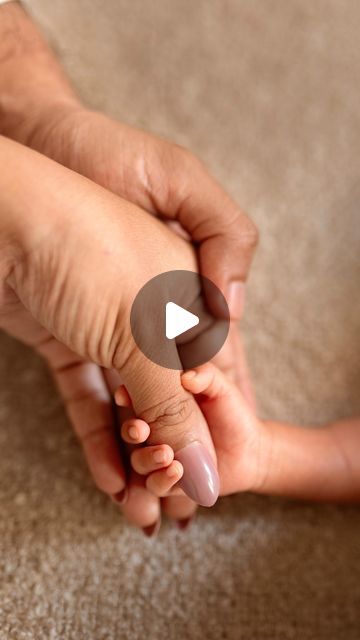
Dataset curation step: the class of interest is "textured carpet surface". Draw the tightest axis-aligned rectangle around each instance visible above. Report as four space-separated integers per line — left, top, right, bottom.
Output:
1 1 360 638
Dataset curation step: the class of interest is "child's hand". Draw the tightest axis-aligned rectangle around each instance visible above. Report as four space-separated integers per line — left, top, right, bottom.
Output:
115 385 186 498
117 363 360 503
116 363 268 498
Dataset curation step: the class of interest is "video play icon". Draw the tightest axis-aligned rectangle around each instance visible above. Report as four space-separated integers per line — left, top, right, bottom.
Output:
130 270 230 370
165 302 199 340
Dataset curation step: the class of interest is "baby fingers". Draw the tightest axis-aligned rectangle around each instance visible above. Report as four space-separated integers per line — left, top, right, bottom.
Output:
146 461 184 497
121 418 150 444
181 362 230 399
131 444 174 475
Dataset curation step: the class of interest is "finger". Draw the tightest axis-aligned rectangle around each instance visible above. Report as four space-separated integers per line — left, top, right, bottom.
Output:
32 335 126 496
181 362 232 399
211 322 239 383
131 444 174 475
114 384 132 408
119 347 220 507
233 328 257 412
104 372 163 535
52 358 127 496
161 494 198 527
146 461 184 497
121 469 161 534
0 303 128 499
149 144 259 319
121 417 150 444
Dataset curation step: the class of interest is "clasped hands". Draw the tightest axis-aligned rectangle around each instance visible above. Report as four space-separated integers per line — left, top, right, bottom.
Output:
2 2 359 537
0 98 258 534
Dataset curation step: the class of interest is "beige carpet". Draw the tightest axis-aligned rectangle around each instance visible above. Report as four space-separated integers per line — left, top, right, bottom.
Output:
1 1 360 638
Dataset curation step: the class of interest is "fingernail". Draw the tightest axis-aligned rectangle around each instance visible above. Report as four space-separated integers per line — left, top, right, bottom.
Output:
175 442 219 507
176 516 193 531
153 449 166 464
227 281 246 319
142 518 161 538
128 425 138 440
112 487 128 505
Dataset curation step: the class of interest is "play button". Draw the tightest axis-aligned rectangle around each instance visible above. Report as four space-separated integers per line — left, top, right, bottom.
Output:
165 302 199 340
130 270 230 370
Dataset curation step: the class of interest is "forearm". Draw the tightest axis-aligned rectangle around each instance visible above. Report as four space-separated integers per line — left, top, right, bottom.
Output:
259 416 360 502
0 2 80 143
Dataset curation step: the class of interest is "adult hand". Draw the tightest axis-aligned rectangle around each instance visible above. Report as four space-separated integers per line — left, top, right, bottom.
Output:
0 3 258 529
0 137 219 518
0 3 258 405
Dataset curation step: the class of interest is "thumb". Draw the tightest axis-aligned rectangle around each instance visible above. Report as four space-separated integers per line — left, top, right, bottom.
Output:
118 349 220 507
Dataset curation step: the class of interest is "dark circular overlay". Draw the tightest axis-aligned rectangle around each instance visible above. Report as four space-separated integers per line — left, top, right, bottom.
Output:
130 270 230 370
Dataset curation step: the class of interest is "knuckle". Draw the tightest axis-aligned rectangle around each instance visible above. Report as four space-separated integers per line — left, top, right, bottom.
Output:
139 394 195 431
239 218 259 250
172 143 203 172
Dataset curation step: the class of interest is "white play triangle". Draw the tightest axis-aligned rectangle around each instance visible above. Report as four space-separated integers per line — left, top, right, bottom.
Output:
165 302 199 340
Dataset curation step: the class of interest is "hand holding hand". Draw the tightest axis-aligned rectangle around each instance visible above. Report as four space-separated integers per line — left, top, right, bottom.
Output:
0 137 218 523
120 362 360 503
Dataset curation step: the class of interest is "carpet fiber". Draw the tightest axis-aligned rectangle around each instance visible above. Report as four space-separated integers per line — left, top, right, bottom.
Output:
1 1 360 638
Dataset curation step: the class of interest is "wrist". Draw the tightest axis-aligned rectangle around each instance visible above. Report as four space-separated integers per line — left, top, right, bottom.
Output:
0 2 82 144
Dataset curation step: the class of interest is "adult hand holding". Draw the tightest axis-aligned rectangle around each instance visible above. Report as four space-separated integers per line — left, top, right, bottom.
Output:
0 2 258 403
0 136 220 516
0 2 258 531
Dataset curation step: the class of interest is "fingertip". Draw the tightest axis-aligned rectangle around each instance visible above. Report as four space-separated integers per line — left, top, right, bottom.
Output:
181 370 197 389
153 444 174 465
166 460 184 480
114 384 132 407
146 460 184 497
181 370 197 381
121 418 150 444
131 444 174 476
181 366 210 393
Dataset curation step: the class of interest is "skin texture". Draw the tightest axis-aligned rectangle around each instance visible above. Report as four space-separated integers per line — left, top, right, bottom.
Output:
0 3 258 528
120 363 360 503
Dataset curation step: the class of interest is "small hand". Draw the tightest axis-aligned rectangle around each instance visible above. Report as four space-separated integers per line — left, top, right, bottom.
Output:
116 361 267 499
122 363 360 504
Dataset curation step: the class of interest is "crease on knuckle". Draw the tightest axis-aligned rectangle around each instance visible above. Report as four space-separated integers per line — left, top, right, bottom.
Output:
139 394 195 430
239 219 259 250
221 212 259 248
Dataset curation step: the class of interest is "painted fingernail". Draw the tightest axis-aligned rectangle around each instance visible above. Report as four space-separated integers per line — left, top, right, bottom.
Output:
142 518 161 538
175 442 219 507
176 516 193 531
227 281 246 319
112 487 128 505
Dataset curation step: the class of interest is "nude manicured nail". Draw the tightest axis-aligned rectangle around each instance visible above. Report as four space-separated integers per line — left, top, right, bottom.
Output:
142 518 161 538
227 281 246 319
175 441 219 507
